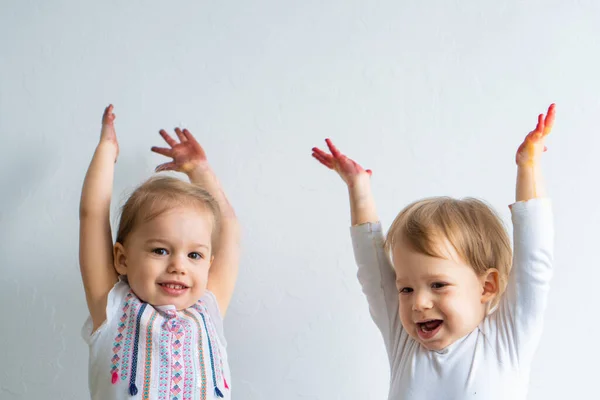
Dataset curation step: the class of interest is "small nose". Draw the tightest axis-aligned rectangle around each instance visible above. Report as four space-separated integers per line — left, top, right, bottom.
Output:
167 254 186 274
412 290 433 312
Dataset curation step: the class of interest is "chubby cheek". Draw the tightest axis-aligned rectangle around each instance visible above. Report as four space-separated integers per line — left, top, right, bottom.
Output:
193 269 210 290
397 299 416 334
186 261 209 287
130 258 162 289
439 293 476 331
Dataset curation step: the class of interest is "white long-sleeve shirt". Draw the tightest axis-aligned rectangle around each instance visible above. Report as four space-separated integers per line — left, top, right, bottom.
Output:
351 199 553 400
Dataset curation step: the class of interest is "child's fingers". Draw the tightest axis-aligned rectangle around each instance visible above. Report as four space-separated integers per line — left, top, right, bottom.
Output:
530 114 545 140
174 128 187 143
312 147 331 158
151 146 173 158
325 138 342 159
543 103 556 136
312 153 335 169
159 129 178 147
312 152 334 167
182 129 198 143
102 104 115 124
155 162 177 172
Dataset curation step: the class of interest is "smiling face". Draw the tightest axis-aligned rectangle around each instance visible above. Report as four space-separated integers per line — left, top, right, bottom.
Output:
384 197 512 350
114 206 215 310
392 238 498 351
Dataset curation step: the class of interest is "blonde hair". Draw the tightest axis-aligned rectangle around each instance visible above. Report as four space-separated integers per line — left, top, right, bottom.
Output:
384 197 512 308
115 176 221 253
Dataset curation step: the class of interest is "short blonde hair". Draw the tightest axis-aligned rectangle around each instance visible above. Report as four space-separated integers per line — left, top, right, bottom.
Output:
384 197 512 308
115 176 221 252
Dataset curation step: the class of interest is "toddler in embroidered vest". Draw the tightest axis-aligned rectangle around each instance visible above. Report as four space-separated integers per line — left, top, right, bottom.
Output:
311 104 556 399
80 105 240 399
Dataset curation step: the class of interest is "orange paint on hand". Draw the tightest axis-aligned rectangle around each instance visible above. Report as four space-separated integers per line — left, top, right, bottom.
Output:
518 103 555 197
180 162 195 173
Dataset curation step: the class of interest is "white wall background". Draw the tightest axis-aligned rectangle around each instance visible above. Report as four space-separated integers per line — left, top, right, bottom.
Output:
1 0 598 399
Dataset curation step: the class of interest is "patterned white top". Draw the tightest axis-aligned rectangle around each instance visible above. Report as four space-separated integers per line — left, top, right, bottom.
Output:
82 278 231 400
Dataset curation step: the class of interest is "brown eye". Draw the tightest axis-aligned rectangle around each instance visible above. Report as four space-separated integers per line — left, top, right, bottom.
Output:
399 287 413 294
431 282 447 289
153 248 168 256
188 252 203 260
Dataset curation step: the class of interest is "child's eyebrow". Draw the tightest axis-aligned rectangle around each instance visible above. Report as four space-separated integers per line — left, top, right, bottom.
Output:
426 274 452 281
144 238 169 245
395 274 452 284
395 276 409 285
144 238 209 250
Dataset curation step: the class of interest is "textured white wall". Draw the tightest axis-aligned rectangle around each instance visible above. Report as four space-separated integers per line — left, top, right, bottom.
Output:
1 1 599 399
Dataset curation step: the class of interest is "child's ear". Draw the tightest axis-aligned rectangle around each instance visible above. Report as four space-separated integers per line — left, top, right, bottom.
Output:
480 268 499 304
113 242 128 275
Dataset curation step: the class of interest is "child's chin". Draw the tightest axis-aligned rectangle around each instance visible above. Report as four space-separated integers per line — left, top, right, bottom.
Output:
414 332 452 351
421 340 448 351
176 301 195 311
150 296 194 310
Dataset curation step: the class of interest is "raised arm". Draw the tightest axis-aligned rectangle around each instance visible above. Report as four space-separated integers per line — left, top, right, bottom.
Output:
515 103 555 202
490 104 555 365
312 139 377 225
312 140 406 361
79 104 120 330
152 128 240 317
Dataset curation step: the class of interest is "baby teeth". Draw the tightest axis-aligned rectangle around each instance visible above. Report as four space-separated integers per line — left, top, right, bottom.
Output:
164 284 184 289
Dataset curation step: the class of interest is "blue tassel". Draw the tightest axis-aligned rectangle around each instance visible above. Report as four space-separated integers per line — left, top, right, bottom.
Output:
215 386 224 398
129 383 138 396
128 303 146 398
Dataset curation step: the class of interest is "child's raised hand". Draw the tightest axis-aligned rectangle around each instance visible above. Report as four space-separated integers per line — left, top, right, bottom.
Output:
312 139 372 187
151 128 208 173
515 104 556 166
100 104 119 159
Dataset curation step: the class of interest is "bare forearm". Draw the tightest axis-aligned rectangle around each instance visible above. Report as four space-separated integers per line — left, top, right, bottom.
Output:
80 143 118 217
189 166 240 315
206 219 240 312
188 166 237 218
79 142 119 326
188 166 240 256
348 177 379 226
516 164 546 202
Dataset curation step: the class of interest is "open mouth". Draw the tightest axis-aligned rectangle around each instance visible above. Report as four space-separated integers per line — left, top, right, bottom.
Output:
417 320 443 339
158 282 190 296
159 283 189 290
